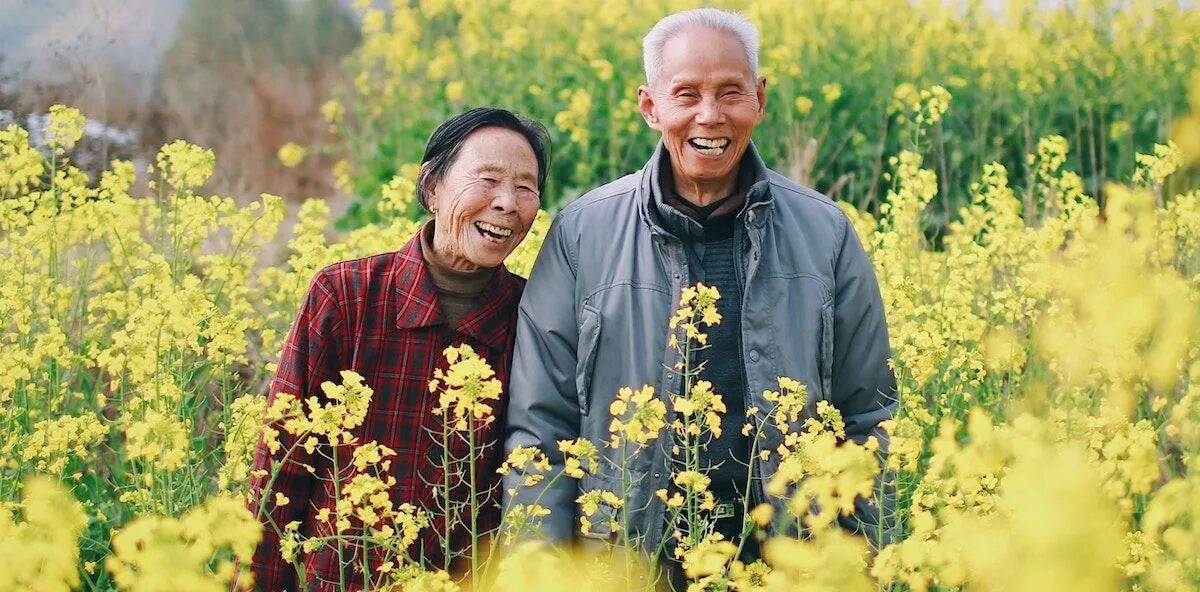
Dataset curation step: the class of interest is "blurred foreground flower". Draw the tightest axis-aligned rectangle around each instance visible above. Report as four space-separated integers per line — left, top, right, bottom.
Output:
106 495 261 592
0 477 88 591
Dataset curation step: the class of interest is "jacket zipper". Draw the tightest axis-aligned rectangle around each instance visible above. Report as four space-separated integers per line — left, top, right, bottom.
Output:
736 212 768 523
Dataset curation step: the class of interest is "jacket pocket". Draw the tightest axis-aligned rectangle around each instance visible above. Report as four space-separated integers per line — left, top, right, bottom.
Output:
576 472 620 540
819 300 834 401
576 304 602 416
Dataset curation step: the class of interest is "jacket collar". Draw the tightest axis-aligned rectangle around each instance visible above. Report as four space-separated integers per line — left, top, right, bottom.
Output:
393 234 522 352
639 141 774 239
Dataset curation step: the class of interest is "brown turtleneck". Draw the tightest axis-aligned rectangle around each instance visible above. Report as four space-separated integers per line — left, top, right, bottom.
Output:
419 221 496 327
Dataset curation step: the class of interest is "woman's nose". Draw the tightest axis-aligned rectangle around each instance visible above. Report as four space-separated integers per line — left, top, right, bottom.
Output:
491 183 518 211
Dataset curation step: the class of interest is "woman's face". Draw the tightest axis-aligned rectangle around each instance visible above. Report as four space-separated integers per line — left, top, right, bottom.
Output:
426 126 541 270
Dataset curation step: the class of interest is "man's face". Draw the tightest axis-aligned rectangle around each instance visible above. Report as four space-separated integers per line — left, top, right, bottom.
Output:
638 26 766 200
427 126 541 270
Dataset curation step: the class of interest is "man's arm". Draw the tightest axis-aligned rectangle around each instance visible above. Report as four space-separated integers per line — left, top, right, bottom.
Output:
502 217 582 542
829 214 899 547
245 269 344 591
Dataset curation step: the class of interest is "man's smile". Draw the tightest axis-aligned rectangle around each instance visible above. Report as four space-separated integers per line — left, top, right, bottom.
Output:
688 137 730 155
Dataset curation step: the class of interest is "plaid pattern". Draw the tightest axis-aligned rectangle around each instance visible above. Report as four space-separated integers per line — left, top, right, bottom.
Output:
245 233 525 591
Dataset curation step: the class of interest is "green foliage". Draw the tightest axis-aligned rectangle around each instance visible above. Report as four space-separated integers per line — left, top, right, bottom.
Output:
328 0 1200 228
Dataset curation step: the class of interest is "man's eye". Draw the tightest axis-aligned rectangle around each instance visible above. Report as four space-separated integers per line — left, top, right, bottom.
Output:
481 176 499 183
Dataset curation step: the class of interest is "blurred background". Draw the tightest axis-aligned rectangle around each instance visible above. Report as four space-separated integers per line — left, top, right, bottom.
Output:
1 0 360 207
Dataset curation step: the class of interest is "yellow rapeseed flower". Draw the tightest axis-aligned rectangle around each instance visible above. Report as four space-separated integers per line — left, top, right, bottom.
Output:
44 105 86 153
155 139 215 190
277 142 308 168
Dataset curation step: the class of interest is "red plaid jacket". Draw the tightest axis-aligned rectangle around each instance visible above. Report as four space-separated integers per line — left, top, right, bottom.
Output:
245 233 525 591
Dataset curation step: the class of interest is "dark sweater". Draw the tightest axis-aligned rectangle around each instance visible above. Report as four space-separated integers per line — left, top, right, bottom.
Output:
658 178 753 500
692 228 751 497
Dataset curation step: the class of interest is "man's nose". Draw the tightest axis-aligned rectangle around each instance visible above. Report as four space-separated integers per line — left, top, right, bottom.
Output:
695 97 723 124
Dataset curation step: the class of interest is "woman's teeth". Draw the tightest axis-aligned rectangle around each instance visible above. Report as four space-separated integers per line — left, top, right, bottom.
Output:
689 138 729 155
475 222 512 240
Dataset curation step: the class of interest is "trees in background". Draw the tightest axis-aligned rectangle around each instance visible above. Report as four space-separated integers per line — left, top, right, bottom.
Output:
149 0 360 199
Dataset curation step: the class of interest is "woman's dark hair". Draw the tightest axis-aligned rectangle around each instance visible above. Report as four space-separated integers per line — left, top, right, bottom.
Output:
417 107 551 211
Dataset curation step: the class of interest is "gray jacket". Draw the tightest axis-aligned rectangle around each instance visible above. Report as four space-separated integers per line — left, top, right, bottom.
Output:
502 143 897 553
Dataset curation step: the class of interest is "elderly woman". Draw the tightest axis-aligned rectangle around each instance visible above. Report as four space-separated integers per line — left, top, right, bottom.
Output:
247 107 549 591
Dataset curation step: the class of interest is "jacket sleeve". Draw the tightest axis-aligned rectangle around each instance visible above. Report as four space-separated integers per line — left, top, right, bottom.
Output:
829 214 899 547
502 216 581 542
244 269 344 591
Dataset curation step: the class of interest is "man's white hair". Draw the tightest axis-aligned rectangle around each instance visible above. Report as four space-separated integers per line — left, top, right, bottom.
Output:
642 8 760 86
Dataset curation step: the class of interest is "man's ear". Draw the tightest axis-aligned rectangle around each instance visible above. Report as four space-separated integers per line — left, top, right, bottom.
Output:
755 76 768 121
638 85 661 131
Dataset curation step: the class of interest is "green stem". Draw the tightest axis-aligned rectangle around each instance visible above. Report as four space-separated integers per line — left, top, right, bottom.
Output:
733 417 771 563
48 151 59 283
442 418 453 573
331 439 346 591
468 424 479 590
621 443 633 584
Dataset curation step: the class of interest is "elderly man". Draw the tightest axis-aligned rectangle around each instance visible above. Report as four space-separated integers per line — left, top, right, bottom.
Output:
503 6 896 574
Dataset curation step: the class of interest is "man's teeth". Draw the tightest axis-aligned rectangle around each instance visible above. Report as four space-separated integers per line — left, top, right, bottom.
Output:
690 138 729 155
476 222 512 238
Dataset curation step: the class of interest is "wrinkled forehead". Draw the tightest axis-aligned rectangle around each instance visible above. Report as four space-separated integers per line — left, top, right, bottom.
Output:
453 128 540 179
657 26 756 85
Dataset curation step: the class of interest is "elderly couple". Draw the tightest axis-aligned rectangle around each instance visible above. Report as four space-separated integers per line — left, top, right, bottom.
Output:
248 7 896 591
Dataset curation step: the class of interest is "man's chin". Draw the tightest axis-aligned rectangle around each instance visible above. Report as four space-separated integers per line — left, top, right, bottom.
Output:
679 152 742 176
678 167 738 187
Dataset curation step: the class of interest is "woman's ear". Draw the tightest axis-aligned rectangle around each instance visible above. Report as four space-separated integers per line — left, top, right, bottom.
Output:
418 162 437 214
